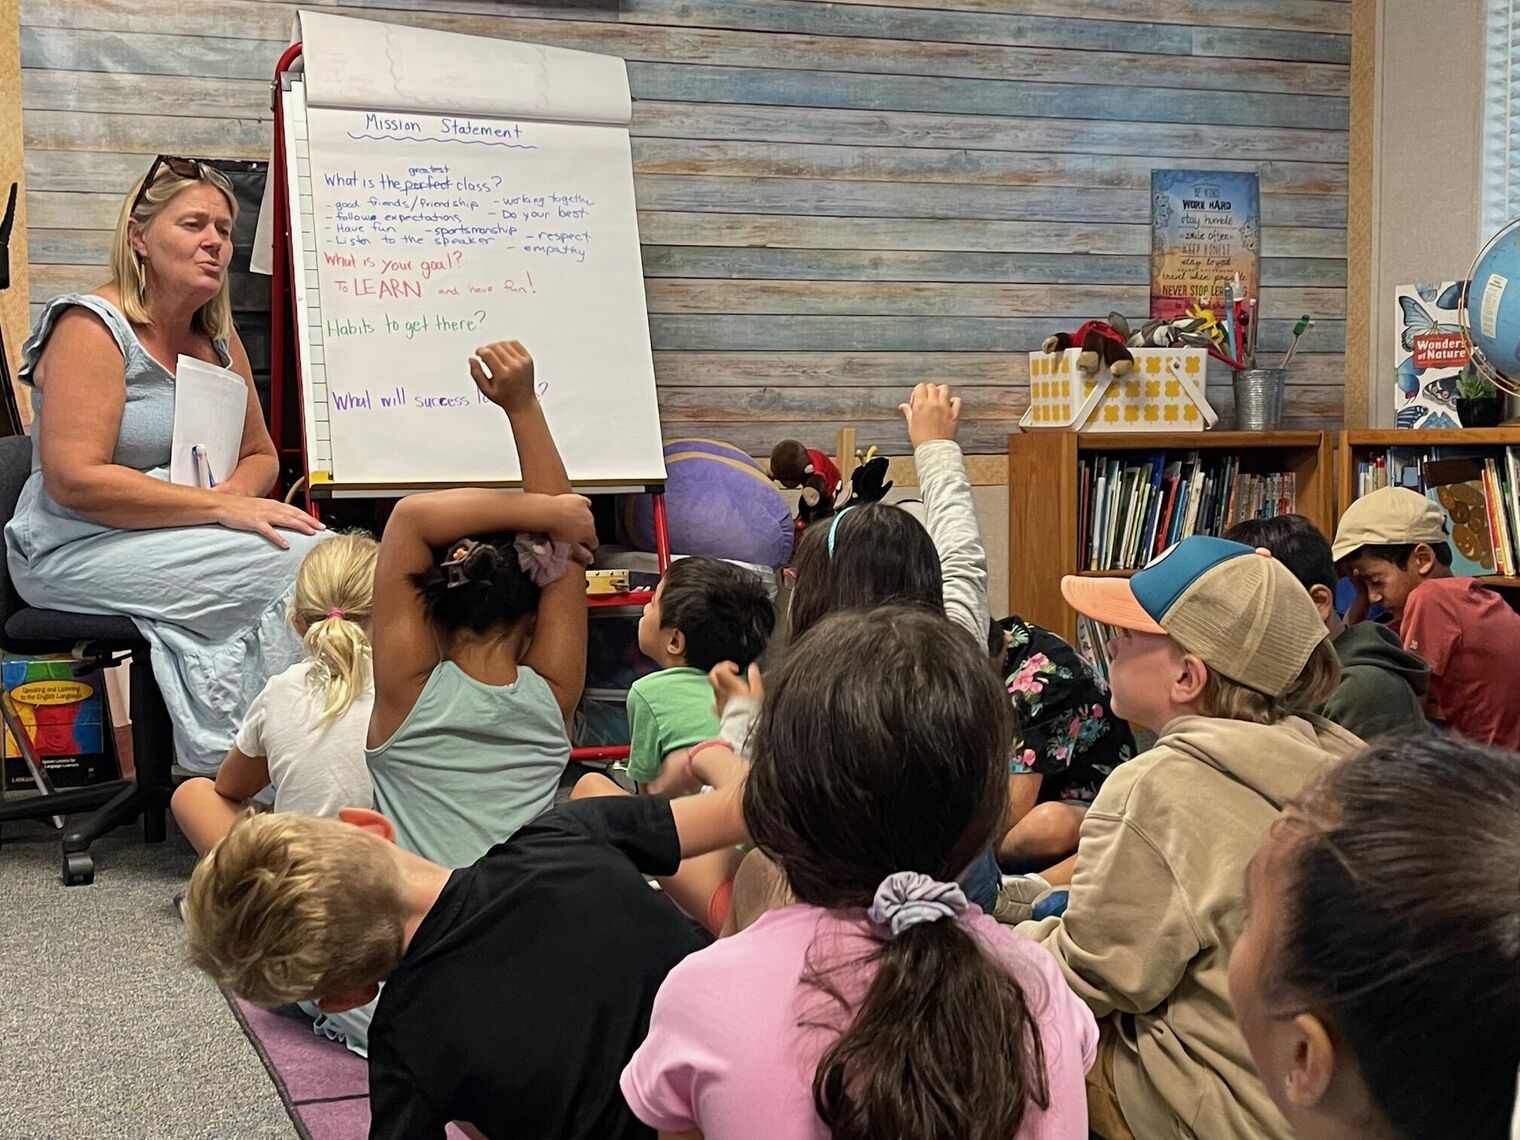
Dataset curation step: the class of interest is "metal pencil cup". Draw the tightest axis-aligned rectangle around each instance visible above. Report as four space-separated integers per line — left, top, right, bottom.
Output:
1232 369 1286 431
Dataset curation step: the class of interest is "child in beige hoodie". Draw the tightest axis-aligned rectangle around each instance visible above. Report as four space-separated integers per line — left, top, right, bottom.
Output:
1019 536 1364 1140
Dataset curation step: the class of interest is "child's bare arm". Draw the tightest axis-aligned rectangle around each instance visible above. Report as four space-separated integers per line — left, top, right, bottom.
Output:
639 749 704 798
213 746 271 803
521 565 589 725
466 343 592 722
668 744 749 858
469 340 570 496
368 490 594 744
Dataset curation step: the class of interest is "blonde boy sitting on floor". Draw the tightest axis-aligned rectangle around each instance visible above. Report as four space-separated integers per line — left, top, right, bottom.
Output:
183 744 748 1140
1019 535 1363 1140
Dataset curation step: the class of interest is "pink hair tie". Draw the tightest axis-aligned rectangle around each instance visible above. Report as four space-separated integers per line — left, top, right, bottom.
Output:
513 532 571 587
326 608 345 620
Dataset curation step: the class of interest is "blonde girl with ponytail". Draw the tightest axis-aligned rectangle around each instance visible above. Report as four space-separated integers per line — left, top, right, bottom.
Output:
172 534 380 856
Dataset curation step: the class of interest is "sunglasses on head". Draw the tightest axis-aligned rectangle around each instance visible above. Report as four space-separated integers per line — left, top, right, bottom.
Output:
129 155 208 216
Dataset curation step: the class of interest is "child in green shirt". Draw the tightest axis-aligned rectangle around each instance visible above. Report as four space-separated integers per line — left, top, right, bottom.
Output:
626 556 773 794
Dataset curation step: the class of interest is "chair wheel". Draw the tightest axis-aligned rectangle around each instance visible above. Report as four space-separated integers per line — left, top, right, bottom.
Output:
61 851 94 886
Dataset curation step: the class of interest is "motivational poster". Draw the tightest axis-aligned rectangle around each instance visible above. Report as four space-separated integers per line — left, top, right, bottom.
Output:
1150 170 1261 321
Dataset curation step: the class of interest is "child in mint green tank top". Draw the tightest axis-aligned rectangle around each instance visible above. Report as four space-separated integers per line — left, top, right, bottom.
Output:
365 340 599 869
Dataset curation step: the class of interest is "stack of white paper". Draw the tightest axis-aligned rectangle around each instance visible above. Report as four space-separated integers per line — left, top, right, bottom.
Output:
169 356 246 487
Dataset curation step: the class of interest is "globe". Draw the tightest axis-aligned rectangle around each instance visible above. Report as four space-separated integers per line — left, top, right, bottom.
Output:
1463 217 1520 395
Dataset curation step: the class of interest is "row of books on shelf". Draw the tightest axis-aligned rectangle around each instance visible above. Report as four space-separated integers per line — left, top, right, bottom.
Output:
1353 444 1476 498
1076 616 1121 686
1078 451 1297 572
1371 447 1520 578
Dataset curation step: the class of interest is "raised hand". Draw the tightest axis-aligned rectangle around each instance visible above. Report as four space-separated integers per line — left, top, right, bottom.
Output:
468 340 536 414
899 382 962 448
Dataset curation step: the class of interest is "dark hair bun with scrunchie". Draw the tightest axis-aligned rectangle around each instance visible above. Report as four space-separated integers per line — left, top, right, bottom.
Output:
410 530 541 634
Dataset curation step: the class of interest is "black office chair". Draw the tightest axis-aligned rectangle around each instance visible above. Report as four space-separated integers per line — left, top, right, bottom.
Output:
0 434 175 885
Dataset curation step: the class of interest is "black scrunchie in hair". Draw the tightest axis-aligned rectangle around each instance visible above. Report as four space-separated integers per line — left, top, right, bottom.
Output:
438 538 501 590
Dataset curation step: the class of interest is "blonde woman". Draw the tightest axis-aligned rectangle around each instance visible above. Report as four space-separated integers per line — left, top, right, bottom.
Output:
5 156 327 773
171 533 379 856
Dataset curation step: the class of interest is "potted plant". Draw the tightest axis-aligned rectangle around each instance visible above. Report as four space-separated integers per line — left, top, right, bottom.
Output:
1455 365 1504 428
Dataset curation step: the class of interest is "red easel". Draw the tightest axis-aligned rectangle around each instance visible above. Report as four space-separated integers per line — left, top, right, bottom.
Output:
267 46 670 767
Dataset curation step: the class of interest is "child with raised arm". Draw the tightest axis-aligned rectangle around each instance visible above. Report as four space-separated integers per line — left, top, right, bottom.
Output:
784 382 989 645
366 339 598 869
171 532 379 855
719 383 989 757
716 381 1002 915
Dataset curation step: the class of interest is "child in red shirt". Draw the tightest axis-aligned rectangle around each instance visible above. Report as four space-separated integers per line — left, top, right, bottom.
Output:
1332 486 1520 750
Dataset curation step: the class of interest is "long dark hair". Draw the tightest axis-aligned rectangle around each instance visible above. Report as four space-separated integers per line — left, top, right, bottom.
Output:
787 503 943 640
1280 736 1520 1140
410 531 540 636
744 606 1048 1140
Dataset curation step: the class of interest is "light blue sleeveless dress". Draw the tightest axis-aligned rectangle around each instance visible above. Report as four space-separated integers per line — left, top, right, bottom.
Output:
4 294 329 774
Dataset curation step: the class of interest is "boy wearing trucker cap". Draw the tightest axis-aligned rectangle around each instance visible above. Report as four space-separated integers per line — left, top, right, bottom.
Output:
1019 536 1362 1140
1333 485 1520 749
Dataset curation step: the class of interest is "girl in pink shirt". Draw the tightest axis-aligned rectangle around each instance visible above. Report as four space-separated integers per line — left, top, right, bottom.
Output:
621 605 1097 1140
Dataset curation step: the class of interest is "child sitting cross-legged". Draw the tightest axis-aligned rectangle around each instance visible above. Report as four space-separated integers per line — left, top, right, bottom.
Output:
621 606 1098 1140
625 555 773 796
170 532 379 856
1022 536 1364 1140
183 745 749 1140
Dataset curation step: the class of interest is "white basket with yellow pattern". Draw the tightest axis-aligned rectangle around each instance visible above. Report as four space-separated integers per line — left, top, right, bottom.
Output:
1021 347 1218 432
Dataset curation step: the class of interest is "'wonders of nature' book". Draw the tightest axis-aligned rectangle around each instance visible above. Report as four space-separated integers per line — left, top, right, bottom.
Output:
1394 282 1468 429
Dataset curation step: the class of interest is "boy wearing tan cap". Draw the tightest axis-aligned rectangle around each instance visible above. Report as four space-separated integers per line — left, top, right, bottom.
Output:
1019 536 1363 1140
1333 485 1520 749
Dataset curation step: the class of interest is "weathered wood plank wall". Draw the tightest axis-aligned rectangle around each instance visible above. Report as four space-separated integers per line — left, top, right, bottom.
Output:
20 0 1350 453
1 0 31 421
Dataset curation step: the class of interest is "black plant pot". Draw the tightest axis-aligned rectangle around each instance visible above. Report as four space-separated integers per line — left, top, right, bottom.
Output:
1455 396 1504 428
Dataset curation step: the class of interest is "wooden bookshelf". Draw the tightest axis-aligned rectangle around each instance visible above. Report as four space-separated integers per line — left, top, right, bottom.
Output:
1337 427 1520 592
1008 430 1334 643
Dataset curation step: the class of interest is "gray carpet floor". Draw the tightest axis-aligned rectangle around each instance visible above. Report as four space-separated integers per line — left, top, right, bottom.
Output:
0 815 296 1140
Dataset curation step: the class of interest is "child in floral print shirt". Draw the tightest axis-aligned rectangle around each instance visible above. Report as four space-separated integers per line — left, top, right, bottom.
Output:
990 616 1134 907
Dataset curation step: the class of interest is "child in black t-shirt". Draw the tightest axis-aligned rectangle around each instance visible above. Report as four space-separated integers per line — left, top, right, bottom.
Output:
183 748 748 1140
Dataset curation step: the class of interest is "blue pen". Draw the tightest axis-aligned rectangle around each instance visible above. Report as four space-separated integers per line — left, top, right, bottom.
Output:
192 444 216 489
